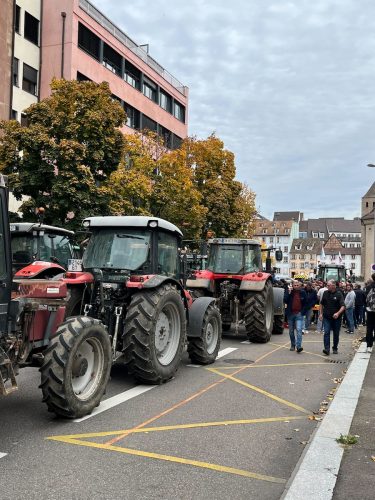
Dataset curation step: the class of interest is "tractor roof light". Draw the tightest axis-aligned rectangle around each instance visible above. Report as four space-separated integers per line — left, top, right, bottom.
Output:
148 220 158 228
82 220 90 228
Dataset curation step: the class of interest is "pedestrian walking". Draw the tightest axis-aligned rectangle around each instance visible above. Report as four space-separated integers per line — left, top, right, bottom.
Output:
284 280 308 353
354 284 366 327
344 283 356 334
319 279 345 355
365 274 375 353
316 282 327 333
303 282 318 333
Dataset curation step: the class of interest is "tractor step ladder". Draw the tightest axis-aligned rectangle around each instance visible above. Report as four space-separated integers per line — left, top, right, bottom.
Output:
0 354 18 395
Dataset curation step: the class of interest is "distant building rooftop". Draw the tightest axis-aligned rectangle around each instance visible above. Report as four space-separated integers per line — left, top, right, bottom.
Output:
273 211 303 222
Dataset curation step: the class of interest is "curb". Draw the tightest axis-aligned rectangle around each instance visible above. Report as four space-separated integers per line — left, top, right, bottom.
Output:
281 342 371 500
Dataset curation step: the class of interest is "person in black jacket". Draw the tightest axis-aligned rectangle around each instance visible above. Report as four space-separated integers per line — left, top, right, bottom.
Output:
354 284 366 327
365 274 375 353
284 280 308 353
319 280 345 355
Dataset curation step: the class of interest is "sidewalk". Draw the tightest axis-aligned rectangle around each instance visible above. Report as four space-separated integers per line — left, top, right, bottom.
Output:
332 344 375 500
282 333 374 499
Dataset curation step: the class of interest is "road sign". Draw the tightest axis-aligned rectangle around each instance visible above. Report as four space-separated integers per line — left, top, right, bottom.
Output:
371 263 375 272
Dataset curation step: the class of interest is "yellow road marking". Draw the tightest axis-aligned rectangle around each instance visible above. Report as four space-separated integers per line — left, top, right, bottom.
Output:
106 345 289 446
46 437 286 483
47 416 305 440
254 342 289 363
208 368 310 414
212 362 327 370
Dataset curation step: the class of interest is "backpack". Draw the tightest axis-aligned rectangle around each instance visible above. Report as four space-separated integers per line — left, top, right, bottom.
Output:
366 287 375 311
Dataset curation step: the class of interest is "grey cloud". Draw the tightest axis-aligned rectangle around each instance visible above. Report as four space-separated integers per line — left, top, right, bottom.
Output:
93 0 375 219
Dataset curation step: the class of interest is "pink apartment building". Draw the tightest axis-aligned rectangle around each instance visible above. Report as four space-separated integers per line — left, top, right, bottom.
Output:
41 0 188 149
2 0 188 149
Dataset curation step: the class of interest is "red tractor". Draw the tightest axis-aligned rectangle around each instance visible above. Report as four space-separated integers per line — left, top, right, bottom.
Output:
186 238 285 342
1 178 221 418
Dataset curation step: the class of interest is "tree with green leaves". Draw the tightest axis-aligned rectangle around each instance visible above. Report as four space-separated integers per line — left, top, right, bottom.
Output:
0 78 125 228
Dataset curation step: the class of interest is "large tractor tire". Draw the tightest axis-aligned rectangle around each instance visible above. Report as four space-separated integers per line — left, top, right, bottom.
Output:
123 284 186 384
188 302 221 364
244 280 274 343
272 315 284 335
39 317 111 418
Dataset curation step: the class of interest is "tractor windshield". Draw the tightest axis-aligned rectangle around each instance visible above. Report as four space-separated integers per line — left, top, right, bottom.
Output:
318 266 346 283
83 229 150 271
207 244 261 274
11 232 75 269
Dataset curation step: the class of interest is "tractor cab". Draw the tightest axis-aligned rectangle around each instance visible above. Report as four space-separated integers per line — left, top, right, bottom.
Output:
206 238 262 275
82 216 183 282
10 223 79 275
316 264 347 283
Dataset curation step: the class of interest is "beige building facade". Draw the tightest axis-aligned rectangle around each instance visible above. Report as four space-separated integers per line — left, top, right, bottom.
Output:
361 182 375 281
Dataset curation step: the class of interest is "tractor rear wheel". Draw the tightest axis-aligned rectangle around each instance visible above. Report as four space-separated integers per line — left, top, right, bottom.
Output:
244 280 274 343
188 303 221 364
123 284 186 384
272 315 284 335
39 317 111 418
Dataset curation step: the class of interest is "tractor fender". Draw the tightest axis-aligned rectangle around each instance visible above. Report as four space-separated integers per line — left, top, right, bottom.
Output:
187 297 217 338
272 287 284 316
186 278 210 290
240 280 267 292
15 261 65 279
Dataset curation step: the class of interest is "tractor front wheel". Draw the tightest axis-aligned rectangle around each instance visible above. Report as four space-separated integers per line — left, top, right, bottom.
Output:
39 317 111 418
188 302 221 364
123 284 186 384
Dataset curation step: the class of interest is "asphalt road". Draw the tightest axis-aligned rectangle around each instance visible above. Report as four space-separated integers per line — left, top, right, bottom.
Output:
0 326 359 500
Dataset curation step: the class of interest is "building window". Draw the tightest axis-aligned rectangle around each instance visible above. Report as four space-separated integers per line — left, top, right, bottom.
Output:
159 125 172 149
24 11 39 45
351 263 356 270
142 77 157 103
284 246 288 252
312 232 318 238
11 110 17 120
13 58 19 86
22 63 38 95
20 113 28 127
141 114 157 133
173 100 185 122
262 229 266 234
319 233 325 238
159 89 172 113
351 255 356 259
78 22 100 60
15 5 21 33
276 237 280 243
103 42 122 76
172 134 182 150
124 60 141 90
269 237 274 243
124 103 140 129
291 263 296 269
283 257 288 263
77 72 91 82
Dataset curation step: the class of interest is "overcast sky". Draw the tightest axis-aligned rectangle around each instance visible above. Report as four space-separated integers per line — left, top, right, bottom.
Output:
93 0 375 220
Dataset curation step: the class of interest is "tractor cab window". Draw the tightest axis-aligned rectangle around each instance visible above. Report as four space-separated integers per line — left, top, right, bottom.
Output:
83 229 150 271
11 234 35 265
244 245 261 273
158 232 178 277
207 244 243 274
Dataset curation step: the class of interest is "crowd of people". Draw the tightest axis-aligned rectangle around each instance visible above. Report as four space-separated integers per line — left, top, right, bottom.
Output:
281 275 375 356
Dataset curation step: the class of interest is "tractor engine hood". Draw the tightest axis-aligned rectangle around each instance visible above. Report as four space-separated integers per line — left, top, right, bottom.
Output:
14 261 65 279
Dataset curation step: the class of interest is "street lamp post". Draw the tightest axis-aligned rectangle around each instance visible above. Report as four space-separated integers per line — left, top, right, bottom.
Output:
366 164 375 275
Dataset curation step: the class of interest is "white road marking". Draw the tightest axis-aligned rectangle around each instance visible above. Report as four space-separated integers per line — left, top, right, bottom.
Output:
187 347 238 367
241 340 251 344
216 347 238 359
0 453 8 459
74 386 156 423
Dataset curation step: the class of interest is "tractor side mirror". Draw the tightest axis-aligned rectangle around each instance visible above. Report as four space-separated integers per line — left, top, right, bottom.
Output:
275 249 283 262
